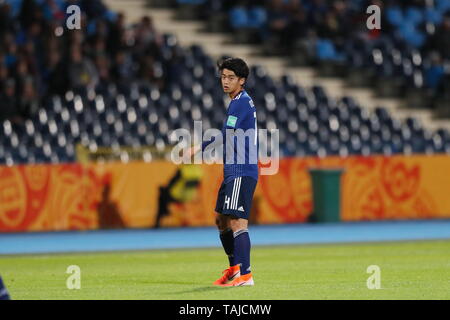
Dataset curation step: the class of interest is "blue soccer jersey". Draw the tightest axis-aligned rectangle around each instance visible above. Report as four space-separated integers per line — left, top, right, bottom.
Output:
202 90 258 184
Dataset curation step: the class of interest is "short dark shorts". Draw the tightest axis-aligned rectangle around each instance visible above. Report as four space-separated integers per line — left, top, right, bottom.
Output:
215 176 257 220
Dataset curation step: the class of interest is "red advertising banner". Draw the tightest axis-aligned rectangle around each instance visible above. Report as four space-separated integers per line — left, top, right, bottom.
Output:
1 155 449 232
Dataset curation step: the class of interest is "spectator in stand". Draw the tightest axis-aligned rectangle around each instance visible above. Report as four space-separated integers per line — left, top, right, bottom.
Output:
425 52 445 90
19 0 42 31
88 35 108 60
80 0 108 20
107 12 127 55
3 33 19 68
0 79 23 124
266 0 291 48
111 50 136 85
0 0 183 122
17 76 40 118
13 57 39 103
165 45 185 89
286 0 310 41
94 53 111 86
42 49 67 97
0 3 15 38
0 60 9 93
67 45 99 92
426 12 450 60
306 0 330 26
41 0 66 23
134 16 163 58
138 54 164 90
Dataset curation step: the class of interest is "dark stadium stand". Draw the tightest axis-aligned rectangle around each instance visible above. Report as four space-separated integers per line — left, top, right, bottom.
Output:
1 0 450 166
169 0 450 110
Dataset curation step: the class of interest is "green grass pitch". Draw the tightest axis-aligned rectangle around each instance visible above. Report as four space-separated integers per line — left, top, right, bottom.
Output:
1 239 449 300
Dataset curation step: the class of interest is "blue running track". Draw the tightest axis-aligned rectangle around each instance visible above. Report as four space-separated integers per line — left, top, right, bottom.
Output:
1 220 450 255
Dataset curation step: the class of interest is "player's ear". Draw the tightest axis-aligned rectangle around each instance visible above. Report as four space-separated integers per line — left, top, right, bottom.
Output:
239 77 245 87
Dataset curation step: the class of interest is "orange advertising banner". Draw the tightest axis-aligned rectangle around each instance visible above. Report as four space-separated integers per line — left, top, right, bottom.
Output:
1 155 450 232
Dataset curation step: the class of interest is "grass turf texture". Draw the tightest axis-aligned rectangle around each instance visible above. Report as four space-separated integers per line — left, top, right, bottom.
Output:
1 239 449 300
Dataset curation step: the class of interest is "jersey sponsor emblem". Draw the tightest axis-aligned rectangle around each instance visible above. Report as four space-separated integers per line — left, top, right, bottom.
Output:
227 115 238 128
238 206 245 212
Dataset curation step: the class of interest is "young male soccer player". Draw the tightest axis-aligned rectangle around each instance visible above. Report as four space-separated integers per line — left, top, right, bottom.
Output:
189 58 258 286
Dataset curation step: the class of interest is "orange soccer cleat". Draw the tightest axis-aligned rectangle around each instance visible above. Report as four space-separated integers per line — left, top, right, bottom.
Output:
220 272 254 287
213 265 241 285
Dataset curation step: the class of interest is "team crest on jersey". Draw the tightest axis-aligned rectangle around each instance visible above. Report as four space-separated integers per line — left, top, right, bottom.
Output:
249 100 254 108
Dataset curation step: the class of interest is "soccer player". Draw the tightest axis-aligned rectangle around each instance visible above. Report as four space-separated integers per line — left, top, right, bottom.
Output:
0 276 11 300
189 58 258 286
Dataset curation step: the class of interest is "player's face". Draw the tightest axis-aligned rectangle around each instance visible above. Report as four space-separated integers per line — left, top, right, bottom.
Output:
221 69 245 95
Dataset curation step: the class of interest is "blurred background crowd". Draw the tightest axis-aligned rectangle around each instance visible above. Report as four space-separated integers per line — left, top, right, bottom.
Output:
0 0 449 165
0 0 180 123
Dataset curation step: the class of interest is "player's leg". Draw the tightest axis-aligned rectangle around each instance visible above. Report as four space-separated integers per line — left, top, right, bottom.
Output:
215 213 235 267
228 217 253 285
215 181 235 265
221 177 257 286
213 182 240 285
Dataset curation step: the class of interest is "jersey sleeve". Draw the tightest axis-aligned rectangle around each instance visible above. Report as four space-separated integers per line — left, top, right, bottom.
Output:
201 136 216 152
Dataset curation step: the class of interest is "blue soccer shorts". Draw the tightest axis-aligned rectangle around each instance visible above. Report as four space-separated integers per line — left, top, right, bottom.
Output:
215 176 257 220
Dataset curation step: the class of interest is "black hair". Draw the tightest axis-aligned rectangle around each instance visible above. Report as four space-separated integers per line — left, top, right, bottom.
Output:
217 57 250 80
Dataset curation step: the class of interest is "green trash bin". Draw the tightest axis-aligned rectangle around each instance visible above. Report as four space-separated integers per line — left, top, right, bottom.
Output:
308 168 344 223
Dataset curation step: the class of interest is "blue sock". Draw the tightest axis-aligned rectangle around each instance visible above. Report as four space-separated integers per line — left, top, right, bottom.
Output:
0 276 11 300
233 229 251 275
219 229 235 266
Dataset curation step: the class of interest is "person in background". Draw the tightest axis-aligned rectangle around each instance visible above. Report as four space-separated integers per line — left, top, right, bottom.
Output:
0 79 23 124
42 49 66 97
426 12 450 60
17 76 39 118
0 60 9 92
97 175 125 229
67 45 99 92
154 165 203 229
266 0 290 48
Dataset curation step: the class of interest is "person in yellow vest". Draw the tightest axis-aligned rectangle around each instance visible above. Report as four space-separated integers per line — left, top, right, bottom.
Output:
154 164 203 228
